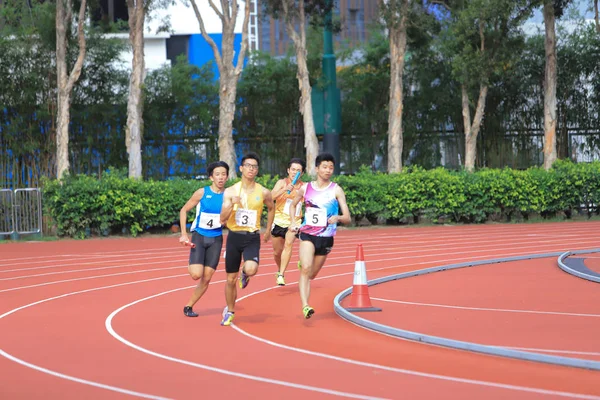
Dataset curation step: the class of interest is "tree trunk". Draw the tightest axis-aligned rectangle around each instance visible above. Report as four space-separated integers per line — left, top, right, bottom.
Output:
217 74 238 174
126 0 145 179
595 0 599 34
55 0 87 180
282 0 318 176
294 44 319 177
462 84 488 172
543 1 557 170
189 0 251 179
386 0 408 174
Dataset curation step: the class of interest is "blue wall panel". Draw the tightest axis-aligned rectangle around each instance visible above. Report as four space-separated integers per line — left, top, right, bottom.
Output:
188 33 244 80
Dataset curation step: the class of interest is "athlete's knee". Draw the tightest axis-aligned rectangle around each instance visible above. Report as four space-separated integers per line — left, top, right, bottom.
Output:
226 274 238 286
189 265 202 280
243 262 258 276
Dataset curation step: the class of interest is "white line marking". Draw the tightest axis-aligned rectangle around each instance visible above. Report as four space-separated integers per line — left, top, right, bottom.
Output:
0 350 170 400
105 288 385 400
103 271 600 399
0 275 190 399
369 298 600 318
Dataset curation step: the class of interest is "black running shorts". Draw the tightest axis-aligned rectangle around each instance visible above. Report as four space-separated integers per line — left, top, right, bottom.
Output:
299 232 334 256
225 230 261 273
271 224 288 239
189 232 223 269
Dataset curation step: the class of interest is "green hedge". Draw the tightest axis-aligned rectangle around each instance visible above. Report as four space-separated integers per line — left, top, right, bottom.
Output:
41 160 600 238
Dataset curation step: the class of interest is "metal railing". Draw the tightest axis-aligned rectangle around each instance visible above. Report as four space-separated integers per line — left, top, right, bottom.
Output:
0 188 42 238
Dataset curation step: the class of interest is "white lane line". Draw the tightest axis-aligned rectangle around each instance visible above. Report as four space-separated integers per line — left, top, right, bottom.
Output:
226 278 599 399
104 270 599 399
0 350 170 400
369 298 600 318
105 287 386 400
0 275 190 399
3 241 599 294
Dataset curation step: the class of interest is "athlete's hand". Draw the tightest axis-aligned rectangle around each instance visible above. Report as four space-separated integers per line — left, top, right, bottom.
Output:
263 231 272 243
289 223 299 232
327 216 339 224
285 183 294 192
179 234 190 245
232 196 242 206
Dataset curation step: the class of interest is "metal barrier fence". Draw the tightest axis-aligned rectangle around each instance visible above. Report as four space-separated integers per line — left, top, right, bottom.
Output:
0 188 42 238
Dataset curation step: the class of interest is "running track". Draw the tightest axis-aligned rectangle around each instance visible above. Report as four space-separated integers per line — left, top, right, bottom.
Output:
1 221 600 399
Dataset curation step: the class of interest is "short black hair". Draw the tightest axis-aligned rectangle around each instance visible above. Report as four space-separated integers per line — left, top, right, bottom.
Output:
241 152 260 166
315 153 335 167
288 158 306 172
207 161 229 177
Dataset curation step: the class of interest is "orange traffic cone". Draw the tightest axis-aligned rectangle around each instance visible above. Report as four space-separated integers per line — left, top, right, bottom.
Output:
345 244 382 312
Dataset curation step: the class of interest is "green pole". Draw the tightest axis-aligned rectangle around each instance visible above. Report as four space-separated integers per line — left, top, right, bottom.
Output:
322 0 341 174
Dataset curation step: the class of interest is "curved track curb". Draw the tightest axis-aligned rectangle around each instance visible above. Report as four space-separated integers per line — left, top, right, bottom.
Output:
333 251 600 371
557 249 600 283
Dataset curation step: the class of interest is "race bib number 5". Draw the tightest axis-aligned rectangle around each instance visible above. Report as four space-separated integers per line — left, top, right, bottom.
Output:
199 212 220 230
305 207 327 227
235 208 257 227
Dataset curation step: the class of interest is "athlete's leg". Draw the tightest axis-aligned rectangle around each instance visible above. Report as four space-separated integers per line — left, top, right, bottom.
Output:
279 230 297 276
298 238 316 309
239 235 260 289
225 272 238 312
309 254 328 280
185 265 216 308
272 235 284 269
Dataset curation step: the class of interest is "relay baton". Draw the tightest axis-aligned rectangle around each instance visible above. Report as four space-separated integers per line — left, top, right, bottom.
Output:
287 171 301 194
184 240 196 249
233 181 242 211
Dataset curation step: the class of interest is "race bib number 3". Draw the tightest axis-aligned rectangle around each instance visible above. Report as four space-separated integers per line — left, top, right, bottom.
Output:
305 207 327 227
284 199 301 217
235 208 258 227
199 212 220 230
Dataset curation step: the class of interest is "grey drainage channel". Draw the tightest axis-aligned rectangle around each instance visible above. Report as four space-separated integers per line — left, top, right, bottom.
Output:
333 250 600 371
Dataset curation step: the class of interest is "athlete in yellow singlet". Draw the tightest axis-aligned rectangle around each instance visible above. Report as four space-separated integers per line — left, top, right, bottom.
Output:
270 158 305 286
219 152 275 326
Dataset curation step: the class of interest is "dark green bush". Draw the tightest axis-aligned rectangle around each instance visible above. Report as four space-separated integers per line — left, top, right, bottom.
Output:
41 160 600 238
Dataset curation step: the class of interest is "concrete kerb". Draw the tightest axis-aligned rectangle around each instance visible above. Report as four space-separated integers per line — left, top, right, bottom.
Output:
557 249 600 284
333 251 600 371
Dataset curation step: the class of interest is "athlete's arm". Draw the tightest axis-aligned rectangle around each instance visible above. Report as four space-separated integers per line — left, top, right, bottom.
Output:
330 185 351 225
270 179 289 201
220 187 234 226
179 188 204 244
263 188 275 242
288 183 307 231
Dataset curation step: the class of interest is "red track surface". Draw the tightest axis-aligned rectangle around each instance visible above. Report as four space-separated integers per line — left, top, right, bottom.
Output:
2 221 600 399
355 258 600 361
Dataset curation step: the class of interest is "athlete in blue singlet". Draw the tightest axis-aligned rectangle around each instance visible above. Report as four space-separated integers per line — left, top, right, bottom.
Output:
289 153 351 319
178 161 229 317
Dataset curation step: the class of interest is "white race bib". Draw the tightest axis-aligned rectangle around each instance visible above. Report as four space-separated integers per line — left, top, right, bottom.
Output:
235 208 257 227
199 212 220 230
284 199 301 217
305 207 327 227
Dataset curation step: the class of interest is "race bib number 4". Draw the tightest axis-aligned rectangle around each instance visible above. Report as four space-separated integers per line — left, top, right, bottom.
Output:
235 208 257 227
284 199 302 217
305 207 327 227
199 212 220 230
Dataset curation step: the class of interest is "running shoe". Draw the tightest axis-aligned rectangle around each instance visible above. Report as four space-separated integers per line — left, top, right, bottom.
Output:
239 269 250 289
302 305 315 319
276 273 286 286
183 306 198 317
221 306 235 326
